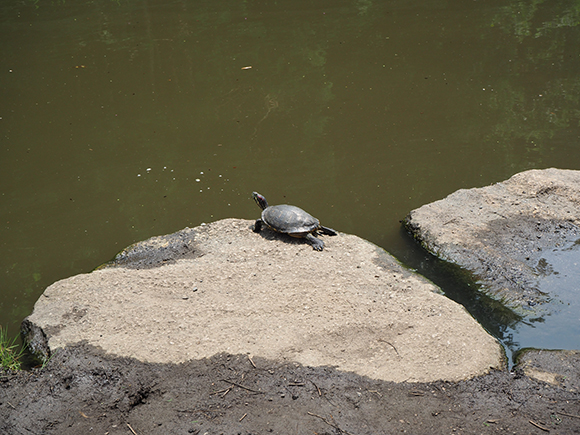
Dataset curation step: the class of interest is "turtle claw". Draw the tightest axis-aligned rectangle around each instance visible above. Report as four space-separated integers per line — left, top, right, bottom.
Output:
306 234 324 251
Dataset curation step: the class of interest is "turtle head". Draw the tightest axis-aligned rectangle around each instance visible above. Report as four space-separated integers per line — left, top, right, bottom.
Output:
252 192 268 210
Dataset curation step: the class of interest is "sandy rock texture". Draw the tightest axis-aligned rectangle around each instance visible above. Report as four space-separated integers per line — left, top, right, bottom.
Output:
22 218 503 383
404 168 580 314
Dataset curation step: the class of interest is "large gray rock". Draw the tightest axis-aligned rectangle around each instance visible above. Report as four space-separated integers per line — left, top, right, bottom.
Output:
22 219 503 382
404 168 580 314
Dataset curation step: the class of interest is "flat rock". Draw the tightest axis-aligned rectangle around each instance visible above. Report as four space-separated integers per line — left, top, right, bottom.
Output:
404 168 580 314
22 218 503 382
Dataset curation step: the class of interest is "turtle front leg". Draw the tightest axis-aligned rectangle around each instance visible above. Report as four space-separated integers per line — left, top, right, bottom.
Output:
253 219 263 233
305 233 324 251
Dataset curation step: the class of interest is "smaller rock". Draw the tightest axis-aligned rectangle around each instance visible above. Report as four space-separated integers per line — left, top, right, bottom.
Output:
404 168 580 314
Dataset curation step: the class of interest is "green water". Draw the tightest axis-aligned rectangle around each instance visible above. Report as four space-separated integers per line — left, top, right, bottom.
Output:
2 0 580 360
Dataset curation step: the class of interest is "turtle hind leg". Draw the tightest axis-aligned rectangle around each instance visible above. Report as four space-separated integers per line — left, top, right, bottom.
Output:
319 226 337 236
305 233 324 251
253 219 263 233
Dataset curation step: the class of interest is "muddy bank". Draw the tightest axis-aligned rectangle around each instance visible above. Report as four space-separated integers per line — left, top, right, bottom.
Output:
22 218 502 382
2 344 579 435
404 168 580 315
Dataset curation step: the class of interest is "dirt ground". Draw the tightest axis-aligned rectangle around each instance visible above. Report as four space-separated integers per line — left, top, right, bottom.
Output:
2 343 580 435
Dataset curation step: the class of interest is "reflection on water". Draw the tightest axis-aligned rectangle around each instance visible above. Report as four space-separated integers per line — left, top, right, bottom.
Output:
251 94 279 139
510 240 580 351
1 0 580 358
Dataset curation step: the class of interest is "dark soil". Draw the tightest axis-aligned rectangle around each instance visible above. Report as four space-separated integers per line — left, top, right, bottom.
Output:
2 343 579 435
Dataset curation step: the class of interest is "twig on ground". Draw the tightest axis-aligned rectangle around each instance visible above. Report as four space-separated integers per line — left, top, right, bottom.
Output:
307 411 354 435
210 387 232 397
220 379 263 394
383 340 400 356
377 337 399 356
248 355 256 368
557 411 580 419
529 420 550 432
126 423 139 435
310 380 322 396
239 413 247 422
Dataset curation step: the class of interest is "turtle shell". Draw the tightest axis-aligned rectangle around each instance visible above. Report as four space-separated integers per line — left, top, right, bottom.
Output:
262 205 320 235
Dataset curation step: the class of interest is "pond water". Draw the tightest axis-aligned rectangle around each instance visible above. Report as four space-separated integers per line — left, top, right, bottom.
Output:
514 240 580 351
2 0 580 362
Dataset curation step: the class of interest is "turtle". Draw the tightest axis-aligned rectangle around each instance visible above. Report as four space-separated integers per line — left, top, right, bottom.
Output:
252 191 337 251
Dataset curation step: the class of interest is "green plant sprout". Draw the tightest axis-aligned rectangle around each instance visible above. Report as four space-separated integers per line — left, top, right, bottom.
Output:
0 326 26 371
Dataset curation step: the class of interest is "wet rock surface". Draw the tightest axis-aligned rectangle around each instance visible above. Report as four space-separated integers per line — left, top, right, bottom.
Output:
2 344 579 435
404 168 580 315
516 349 580 391
21 218 502 382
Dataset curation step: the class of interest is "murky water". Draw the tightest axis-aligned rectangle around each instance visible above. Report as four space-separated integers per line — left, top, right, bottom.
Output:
2 0 580 360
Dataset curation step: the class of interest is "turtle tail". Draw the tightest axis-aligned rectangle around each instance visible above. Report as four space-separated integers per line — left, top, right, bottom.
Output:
319 226 337 236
